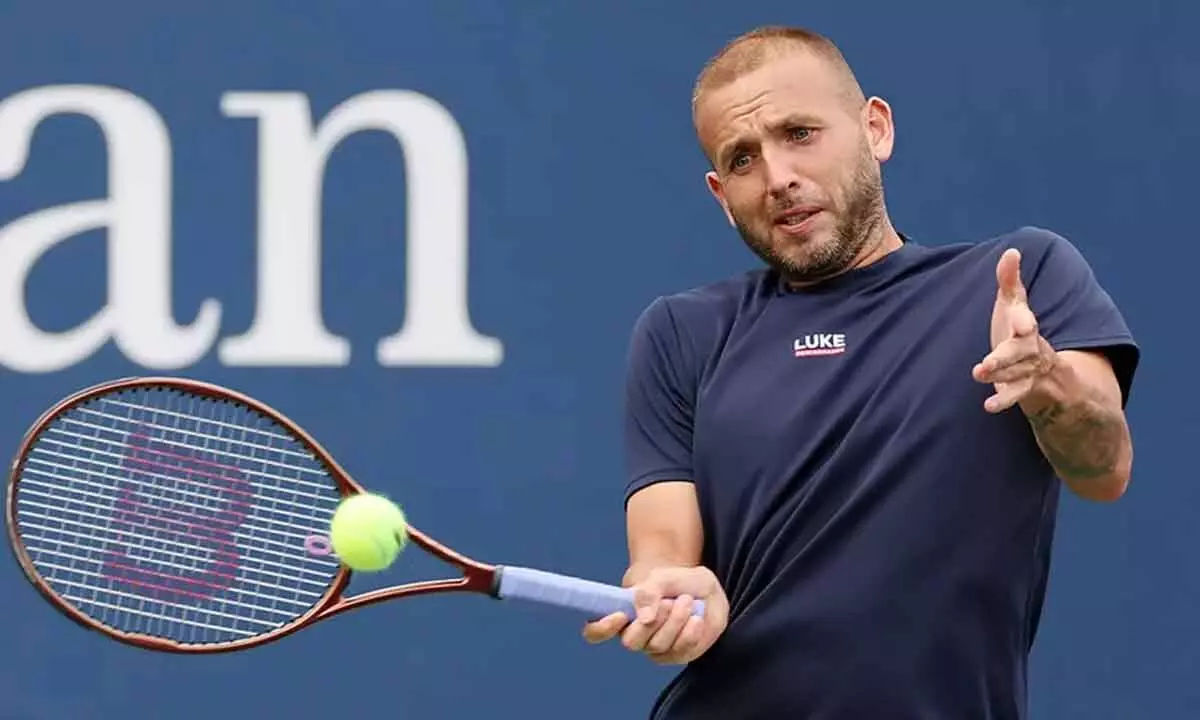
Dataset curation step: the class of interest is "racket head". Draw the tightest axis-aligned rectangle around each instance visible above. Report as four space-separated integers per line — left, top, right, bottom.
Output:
4 376 494 654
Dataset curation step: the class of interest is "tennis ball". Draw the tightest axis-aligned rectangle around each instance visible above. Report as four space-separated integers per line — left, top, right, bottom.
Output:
328 493 408 572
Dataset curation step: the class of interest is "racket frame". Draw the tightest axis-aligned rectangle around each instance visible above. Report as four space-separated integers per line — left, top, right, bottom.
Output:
5 375 507 654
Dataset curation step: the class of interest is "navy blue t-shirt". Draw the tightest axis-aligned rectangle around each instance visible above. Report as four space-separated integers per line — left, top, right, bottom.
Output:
622 227 1139 720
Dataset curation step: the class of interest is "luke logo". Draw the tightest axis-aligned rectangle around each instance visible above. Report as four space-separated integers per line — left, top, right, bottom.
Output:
793 333 846 357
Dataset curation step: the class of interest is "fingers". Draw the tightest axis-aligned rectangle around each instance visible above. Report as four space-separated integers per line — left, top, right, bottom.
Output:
974 336 1036 381
633 584 665 623
582 611 630 644
974 347 1039 411
974 350 1044 385
640 596 709 665
984 380 1031 413
620 598 674 652
644 595 697 655
979 359 1045 385
582 573 696 650
975 328 1054 389
670 615 707 660
646 616 705 665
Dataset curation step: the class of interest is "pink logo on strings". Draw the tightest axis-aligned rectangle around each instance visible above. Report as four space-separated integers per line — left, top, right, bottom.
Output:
304 534 331 556
100 430 252 604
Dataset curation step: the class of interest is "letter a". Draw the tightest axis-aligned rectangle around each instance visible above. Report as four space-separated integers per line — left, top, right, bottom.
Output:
0 85 221 372
218 90 502 367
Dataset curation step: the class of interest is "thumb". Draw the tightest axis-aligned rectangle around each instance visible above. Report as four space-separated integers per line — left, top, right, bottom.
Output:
995 249 1027 304
1010 302 1038 337
631 584 661 623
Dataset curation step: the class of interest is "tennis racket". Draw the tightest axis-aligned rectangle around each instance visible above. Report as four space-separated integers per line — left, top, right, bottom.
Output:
4 376 704 654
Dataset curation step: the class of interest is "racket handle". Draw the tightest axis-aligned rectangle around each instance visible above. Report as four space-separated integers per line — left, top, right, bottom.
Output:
495 565 706 619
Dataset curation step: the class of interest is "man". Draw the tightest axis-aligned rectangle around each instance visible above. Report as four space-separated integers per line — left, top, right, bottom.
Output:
582 25 1139 720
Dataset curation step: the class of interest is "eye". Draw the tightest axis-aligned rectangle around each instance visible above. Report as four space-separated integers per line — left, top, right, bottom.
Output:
788 127 814 142
729 153 753 172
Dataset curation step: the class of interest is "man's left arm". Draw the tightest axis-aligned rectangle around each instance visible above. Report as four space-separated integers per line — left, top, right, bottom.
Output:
974 231 1140 502
1018 344 1133 501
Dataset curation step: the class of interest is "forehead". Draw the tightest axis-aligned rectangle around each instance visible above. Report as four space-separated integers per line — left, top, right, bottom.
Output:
696 50 851 152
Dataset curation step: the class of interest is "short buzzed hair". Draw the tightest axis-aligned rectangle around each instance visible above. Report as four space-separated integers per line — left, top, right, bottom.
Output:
691 26 866 120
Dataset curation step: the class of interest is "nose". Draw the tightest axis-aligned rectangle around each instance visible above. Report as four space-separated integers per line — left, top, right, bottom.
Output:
761 145 801 198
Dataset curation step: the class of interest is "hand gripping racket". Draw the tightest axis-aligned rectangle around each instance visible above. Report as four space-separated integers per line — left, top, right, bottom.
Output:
4 376 704 653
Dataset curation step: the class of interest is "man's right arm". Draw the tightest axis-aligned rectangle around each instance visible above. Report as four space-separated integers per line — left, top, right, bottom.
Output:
618 480 728 664
618 297 703 588
581 298 728 663
623 480 704 586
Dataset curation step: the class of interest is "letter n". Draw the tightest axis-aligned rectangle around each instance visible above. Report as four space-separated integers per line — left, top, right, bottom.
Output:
217 90 503 367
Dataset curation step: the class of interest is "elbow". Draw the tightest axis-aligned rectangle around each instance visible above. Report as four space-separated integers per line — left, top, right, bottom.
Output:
1078 473 1129 503
1071 448 1133 503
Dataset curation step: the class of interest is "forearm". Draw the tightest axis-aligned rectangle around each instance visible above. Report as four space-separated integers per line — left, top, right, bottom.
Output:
624 481 705 585
1019 351 1132 501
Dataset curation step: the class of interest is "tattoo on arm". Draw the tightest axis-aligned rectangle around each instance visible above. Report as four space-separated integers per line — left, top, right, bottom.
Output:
1026 388 1126 481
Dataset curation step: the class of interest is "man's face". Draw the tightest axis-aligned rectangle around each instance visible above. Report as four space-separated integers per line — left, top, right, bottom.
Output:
696 49 894 283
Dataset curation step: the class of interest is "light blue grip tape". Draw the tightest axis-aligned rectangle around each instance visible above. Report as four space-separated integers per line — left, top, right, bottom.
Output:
496 565 706 619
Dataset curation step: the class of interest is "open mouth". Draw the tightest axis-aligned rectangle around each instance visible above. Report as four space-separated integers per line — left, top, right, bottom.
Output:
774 208 820 228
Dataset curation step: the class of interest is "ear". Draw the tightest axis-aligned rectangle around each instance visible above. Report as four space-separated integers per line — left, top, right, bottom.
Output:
861 96 895 163
705 170 736 227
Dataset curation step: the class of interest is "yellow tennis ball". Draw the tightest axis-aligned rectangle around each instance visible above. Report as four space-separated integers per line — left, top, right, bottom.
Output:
328 493 408 572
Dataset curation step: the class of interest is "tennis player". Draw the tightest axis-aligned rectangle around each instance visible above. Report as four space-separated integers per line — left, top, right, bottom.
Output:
582 25 1139 719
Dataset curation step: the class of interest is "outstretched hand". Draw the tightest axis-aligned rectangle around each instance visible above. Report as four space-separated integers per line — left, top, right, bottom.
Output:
582 565 728 665
972 248 1057 412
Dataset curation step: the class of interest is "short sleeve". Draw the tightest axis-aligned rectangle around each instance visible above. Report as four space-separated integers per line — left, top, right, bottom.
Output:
1022 229 1140 406
623 297 696 505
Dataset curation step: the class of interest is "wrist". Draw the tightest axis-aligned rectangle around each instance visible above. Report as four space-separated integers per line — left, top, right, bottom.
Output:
623 559 681 587
623 558 707 588
1018 339 1070 415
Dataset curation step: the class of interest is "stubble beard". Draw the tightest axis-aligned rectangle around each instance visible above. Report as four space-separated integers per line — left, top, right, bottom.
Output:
734 146 886 285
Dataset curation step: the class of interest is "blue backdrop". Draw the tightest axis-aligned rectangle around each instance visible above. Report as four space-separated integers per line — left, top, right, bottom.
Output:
0 2 1193 718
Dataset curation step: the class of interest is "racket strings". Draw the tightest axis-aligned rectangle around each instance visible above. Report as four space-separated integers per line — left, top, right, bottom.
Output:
12 388 344 647
25 439 332 537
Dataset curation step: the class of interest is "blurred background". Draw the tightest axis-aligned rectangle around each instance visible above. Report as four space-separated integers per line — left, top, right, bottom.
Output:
0 1 1193 718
